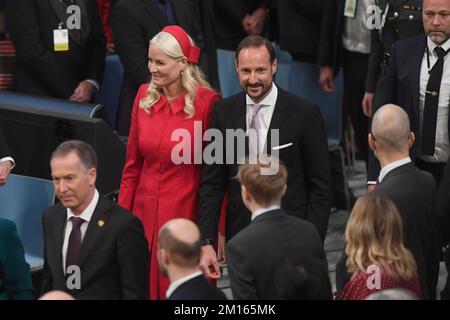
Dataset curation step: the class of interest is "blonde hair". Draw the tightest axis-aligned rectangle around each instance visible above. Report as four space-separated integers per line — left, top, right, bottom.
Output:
345 195 417 280
139 31 211 118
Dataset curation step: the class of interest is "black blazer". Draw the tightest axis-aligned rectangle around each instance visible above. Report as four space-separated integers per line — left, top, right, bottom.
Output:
4 0 106 99
198 87 332 243
437 159 450 247
0 126 10 159
318 0 345 72
337 163 439 299
41 195 149 299
110 0 197 134
167 274 227 300
227 209 330 299
367 35 450 181
275 0 326 62
372 163 439 299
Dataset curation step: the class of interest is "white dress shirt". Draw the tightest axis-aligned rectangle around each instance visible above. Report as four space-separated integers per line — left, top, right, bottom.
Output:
251 204 281 221
246 83 278 154
62 189 99 273
418 37 450 163
0 157 15 167
378 157 412 183
165 271 203 299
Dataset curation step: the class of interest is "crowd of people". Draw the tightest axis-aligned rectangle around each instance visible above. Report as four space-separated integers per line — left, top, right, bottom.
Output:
0 0 450 301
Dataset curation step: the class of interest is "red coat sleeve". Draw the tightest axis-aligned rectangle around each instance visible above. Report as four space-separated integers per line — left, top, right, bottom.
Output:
118 84 148 211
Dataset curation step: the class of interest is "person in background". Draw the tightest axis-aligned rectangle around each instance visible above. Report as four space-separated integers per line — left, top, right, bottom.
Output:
337 195 422 300
157 218 227 300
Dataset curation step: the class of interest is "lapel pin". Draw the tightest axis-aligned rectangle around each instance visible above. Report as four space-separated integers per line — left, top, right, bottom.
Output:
98 220 105 227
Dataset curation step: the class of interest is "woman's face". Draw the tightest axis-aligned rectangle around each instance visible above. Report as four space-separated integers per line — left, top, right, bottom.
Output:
148 44 184 89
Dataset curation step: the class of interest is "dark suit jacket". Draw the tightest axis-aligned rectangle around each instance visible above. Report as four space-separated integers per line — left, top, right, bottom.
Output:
318 0 345 73
275 0 325 63
0 126 10 159
367 34 450 181
198 87 332 243
5 0 106 99
41 195 149 299
338 163 439 299
110 0 197 134
437 159 450 247
227 209 330 299
168 274 227 300
0 218 34 300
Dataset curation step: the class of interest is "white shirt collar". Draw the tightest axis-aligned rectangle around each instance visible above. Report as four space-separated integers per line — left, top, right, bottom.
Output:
251 204 281 221
166 271 203 298
66 189 99 222
427 37 450 56
246 83 278 107
378 157 412 183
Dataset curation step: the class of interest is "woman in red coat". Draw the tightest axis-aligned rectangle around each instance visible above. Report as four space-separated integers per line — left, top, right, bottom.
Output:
118 26 220 300
337 195 422 300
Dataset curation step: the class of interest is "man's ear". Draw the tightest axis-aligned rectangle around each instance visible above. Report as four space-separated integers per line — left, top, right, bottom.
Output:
160 248 170 265
88 168 97 186
368 133 376 152
241 185 250 202
408 132 415 148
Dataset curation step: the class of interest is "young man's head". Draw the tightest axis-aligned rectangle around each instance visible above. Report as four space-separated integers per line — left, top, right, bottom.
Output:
157 218 201 280
50 140 97 215
237 158 287 211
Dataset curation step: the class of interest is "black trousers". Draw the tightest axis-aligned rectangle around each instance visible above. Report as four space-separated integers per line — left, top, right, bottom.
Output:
342 49 370 161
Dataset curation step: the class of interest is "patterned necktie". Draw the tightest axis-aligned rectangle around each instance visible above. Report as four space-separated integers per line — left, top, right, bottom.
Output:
249 104 264 157
422 46 448 155
66 217 84 270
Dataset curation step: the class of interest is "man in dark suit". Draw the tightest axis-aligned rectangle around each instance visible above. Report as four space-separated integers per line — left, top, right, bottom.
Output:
41 140 149 299
110 0 198 135
4 0 106 102
338 104 439 299
198 35 332 280
226 159 331 299
0 126 13 186
318 0 370 160
368 0 450 186
157 218 226 300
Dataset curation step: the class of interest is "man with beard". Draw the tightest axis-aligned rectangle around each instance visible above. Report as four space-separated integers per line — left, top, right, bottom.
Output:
373 0 450 298
197 35 332 280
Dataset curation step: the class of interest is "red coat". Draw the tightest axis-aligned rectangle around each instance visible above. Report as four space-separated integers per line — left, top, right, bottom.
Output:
119 84 221 299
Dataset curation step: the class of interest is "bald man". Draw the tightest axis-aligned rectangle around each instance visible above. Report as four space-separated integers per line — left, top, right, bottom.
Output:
338 104 440 299
157 219 227 300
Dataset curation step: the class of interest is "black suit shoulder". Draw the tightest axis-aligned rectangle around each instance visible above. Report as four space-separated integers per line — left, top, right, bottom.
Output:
169 275 227 300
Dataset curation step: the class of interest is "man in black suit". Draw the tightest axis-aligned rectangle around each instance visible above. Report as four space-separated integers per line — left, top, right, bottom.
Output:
338 104 439 299
0 126 13 187
198 36 332 280
110 0 198 135
157 218 226 300
4 0 106 102
318 0 370 160
41 140 149 299
226 159 331 299
368 0 450 186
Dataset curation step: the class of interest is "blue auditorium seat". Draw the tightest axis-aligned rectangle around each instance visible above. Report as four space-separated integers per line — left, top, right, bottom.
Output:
0 91 105 121
94 54 124 129
0 174 55 272
287 61 344 147
217 49 242 98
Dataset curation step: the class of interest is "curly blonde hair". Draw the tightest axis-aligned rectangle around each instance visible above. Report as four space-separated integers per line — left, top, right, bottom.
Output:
345 195 417 280
139 31 211 118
